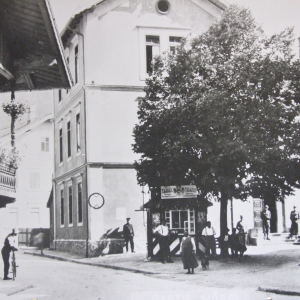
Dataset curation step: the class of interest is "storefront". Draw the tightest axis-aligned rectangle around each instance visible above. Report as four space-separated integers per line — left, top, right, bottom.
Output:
142 186 212 258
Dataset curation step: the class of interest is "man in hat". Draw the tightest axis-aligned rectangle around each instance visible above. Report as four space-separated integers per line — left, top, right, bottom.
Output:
1 229 18 280
261 205 271 240
288 206 299 240
123 218 135 253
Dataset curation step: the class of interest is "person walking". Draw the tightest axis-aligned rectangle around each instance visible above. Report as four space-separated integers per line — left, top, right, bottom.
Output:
153 220 173 263
201 221 217 258
261 205 271 240
288 206 300 240
123 218 135 253
236 215 246 246
180 230 198 274
1 229 18 280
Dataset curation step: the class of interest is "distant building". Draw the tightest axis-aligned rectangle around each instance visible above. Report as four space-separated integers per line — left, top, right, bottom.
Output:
0 94 53 242
50 0 226 257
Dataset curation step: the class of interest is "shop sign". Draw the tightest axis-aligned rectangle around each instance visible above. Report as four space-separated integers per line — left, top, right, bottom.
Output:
161 185 198 199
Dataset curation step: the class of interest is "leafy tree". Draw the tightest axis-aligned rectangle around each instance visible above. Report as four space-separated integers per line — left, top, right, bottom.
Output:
133 5 300 242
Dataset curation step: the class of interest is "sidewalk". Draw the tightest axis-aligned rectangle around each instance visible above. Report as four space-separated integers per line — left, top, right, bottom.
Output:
23 244 300 296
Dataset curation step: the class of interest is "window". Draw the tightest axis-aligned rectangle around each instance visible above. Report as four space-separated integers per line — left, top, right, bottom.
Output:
66 57 70 93
77 181 83 224
68 185 73 225
156 0 170 14
169 36 182 54
58 90 62 103
60 188 64 226
30 173 40 189
67 121 71 158
75 45 79 84
146 36 160 74
76 113 81 152
31 208 39 227
59 128 63 163
41 137 50 152
165 209 195 234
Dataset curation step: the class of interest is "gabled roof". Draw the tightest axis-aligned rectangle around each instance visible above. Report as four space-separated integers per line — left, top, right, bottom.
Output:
60 0 228 45
0 0 72 92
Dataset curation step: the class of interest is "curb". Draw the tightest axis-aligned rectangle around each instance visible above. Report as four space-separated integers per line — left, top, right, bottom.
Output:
23 252 158 275
257 287 300 297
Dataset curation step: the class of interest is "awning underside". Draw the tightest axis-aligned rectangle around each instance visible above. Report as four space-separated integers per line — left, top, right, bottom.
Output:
0 0 72 92
0 195 16 208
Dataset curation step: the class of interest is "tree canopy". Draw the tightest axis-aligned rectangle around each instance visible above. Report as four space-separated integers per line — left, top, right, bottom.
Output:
133 5 300 237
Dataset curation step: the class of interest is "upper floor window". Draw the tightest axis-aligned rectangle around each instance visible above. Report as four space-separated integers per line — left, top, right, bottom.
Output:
66 57 70 93
30 173 40 189
169 36 182 55
58 90 62 103
75 45 79 84
156 0 170 14
67 121 71 158
41 137 50 152
146 36 160 74
76 113 81 152
59 128 63 163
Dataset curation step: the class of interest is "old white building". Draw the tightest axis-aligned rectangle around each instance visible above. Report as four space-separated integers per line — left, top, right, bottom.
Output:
50 0 226 256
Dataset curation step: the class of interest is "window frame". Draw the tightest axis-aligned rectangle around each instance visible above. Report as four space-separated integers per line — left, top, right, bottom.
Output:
67 120 71 158
77 179 83 226
68 182 73 226
165 208 195 234
60 186 65 227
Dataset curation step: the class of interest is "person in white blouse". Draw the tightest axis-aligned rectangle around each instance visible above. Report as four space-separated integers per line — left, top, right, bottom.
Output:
201 221 216 258
180 230 198 274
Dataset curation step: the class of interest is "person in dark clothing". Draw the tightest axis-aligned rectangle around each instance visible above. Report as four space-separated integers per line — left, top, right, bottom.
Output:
2 229 18 280
288 206 300 240
261 205 271 240
123 218 135 253
180 230 198 274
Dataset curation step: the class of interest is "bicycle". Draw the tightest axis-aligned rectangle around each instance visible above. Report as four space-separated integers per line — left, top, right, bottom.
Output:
11 250 18 280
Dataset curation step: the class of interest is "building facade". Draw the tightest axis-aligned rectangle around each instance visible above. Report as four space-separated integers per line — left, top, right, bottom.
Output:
51 0 226 257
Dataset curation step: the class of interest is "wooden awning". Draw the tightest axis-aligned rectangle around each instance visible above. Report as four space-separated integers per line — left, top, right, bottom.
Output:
0 0 72 92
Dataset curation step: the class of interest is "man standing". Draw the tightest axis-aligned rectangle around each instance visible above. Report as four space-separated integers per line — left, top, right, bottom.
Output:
202 221 217 258
2 229 18 280
288 206 299 240
123 218 135 253
261 205 271 240
153 220 173 263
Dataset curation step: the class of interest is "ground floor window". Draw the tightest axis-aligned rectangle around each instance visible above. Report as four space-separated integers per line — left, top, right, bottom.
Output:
165 209 195 234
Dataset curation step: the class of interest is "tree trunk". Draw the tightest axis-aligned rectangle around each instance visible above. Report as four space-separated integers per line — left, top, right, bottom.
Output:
220 192 228 255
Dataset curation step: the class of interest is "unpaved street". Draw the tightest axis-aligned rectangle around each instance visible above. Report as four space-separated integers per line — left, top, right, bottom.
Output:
0 251 296 300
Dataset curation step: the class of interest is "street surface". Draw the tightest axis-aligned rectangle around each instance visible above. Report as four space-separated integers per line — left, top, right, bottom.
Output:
0 251 296 300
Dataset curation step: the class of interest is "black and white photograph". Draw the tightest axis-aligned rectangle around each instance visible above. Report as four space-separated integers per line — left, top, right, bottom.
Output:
0 0 300 299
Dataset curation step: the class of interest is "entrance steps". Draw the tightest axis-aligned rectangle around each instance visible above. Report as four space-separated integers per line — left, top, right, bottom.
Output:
255 233 300 246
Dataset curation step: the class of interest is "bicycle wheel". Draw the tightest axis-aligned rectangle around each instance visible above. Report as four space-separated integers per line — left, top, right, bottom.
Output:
12 253 16 280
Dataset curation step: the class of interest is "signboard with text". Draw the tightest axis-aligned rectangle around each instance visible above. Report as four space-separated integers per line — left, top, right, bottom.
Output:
161 185 198 199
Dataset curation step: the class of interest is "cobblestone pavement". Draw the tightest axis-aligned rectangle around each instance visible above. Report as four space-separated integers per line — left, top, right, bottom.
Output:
22 243 300 297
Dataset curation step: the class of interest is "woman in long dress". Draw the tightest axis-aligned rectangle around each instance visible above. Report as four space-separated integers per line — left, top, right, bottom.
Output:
180 230 198 274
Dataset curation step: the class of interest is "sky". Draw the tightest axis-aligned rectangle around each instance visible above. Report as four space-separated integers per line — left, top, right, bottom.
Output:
49 0 300 55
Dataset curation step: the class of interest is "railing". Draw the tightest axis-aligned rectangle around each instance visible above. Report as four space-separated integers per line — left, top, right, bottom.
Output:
0 162 16 193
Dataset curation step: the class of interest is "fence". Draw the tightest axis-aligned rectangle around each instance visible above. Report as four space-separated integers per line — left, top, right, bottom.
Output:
18 228 50 248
